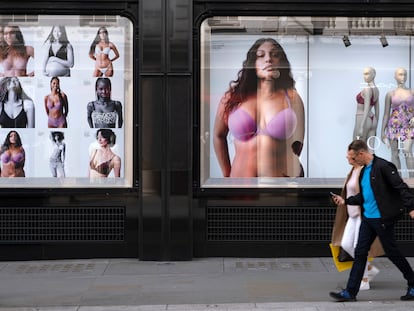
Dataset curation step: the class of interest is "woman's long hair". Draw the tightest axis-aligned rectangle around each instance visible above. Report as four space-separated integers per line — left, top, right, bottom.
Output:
2 130 22 149
224 37 295 115
4 25 26 57
44 25 70 45
89 26 110 55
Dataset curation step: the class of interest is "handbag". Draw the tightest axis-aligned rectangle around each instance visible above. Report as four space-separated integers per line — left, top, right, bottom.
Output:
337 247 354 262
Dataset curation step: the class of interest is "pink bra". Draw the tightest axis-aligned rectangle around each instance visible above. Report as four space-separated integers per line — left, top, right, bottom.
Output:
228 92 297 141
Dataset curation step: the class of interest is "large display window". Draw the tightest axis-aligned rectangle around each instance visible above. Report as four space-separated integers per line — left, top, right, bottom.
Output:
0 15 134 188
199 16 414 188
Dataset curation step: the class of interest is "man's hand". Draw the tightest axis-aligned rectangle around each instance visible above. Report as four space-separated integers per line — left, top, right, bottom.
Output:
409 210 414 219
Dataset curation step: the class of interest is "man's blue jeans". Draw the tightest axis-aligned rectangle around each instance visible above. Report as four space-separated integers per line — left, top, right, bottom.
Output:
346 217 414 296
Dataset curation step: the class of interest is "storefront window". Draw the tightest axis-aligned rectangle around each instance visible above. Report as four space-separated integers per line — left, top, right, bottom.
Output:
0 15 133 188
200 16 414 188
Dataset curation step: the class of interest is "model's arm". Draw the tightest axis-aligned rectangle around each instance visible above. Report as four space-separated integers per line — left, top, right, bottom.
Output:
213 96 231 177
289 89 305 156
24 99 35 128
64 43 74 68
113 155 121 177
61 143 66 163
44 95 49 116
88 44 96 61
26 45 35 76
86 102 94 128
381 91 392 144
115 101 123 128
62 93 69 117
109 42 120 63
42 44 51 76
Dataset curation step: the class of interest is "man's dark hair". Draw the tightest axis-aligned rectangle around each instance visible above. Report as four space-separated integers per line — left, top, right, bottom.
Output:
348 139 368 153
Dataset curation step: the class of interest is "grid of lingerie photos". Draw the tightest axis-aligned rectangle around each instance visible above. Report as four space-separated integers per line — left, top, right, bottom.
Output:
0 23 127 180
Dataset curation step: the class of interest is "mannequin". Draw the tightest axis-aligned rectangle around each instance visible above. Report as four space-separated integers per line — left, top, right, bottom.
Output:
381 67 414 177
353 67 379 142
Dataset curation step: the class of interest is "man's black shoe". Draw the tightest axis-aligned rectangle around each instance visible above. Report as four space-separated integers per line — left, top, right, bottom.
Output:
329 289 356 302
401 287 414 300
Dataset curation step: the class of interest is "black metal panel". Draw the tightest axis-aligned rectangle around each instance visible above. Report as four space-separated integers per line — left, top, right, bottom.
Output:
141 76 165 260
0 1 138 21
194 0 414 24
168 76 192 170
139 0 193 261
168 76 192 259
141 0 164 72
206 205 414 243
167 0 192 71
0 207 125 242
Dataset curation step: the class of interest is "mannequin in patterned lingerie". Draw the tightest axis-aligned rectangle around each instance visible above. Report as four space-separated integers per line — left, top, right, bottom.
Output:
381 67 414 177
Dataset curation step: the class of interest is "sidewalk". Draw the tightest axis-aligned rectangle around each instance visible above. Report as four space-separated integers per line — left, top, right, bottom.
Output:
0 257 414 310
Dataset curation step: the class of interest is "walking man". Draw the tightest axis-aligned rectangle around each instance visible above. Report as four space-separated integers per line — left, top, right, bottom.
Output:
330 139 414 302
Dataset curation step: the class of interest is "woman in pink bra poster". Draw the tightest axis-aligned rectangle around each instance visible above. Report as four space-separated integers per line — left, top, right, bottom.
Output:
0 130 26 177
213 37 305 177
353 67 379 142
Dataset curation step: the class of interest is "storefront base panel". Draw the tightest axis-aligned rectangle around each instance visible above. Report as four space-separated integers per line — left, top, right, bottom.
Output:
194 202 414 258
0 195 139 261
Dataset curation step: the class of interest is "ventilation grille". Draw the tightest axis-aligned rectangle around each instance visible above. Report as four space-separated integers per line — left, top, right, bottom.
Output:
207 206 414 242
0 207 125 242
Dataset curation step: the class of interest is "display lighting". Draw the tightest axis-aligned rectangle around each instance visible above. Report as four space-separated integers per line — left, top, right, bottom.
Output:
380 35 389 47
342 35 351 47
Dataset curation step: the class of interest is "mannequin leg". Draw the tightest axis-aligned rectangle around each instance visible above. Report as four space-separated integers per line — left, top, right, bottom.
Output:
403 139 414 177
389 140 401 169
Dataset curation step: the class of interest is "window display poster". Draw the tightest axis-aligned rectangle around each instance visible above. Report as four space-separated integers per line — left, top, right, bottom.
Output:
201 21 414 187
0 16 133 188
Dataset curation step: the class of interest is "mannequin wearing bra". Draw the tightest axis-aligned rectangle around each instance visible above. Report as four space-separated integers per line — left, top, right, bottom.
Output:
0 130 25 177
353 67 379 142
213 38 305 178
381 67 414 177
44 77 68 128
87 78 123 128
88 26 120 77
43 26 74 77
89 129 121 178
0 77 35 128
0 25 34 77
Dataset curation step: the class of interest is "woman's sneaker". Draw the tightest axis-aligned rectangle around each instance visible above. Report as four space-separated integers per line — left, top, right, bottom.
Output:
367 265 380 282
359 280 370 291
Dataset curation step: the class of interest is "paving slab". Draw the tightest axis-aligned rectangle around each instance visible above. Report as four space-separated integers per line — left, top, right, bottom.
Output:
0 258 413 310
